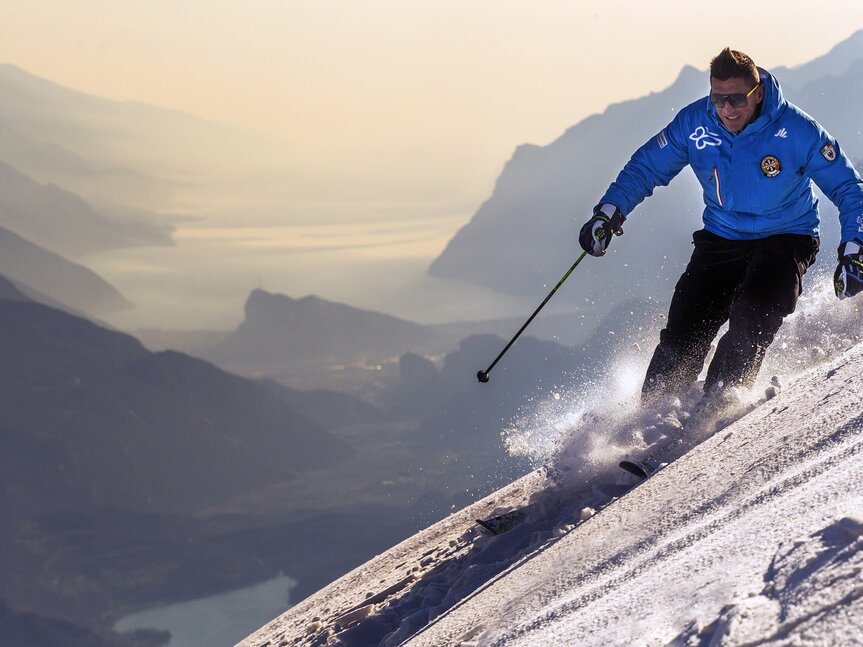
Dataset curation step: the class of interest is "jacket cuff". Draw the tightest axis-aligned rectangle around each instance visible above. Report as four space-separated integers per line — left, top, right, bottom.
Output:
839 239 863 258
594 203 623 219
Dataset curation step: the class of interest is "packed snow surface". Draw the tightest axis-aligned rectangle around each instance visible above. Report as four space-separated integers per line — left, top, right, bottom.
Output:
240 283 863 647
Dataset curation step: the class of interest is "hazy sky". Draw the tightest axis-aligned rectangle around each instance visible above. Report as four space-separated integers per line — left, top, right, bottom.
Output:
3 1 863 217
2 2 862 328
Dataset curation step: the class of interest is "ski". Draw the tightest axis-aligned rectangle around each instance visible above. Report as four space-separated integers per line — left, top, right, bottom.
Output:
475 509 528 535
619 460 650 479
619 458 665 480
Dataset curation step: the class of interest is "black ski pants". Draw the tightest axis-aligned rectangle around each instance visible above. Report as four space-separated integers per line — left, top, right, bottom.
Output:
642 229 819 401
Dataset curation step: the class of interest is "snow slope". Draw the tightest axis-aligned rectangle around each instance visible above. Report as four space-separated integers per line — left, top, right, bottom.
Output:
240 286 863 647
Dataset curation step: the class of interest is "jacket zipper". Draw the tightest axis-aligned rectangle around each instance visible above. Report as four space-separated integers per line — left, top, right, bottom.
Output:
713 167 724 206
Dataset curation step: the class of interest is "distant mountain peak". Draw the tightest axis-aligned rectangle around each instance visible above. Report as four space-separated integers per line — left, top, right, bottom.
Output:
244 289 401 322
299 294 322 305
244 289 324 318
676 63 703 79
213 289 437 368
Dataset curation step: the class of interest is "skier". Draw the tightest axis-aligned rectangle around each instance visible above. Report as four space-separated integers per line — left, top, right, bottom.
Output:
579 47 863 409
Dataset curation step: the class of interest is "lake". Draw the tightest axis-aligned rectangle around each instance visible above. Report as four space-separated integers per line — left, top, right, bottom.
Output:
113 573 298 647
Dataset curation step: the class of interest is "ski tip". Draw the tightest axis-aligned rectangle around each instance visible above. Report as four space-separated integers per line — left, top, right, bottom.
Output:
474 518 500 535
619 460 650 480
475 509 528 535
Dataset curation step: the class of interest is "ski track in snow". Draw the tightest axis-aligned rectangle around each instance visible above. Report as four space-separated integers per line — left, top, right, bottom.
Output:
239 283 863 647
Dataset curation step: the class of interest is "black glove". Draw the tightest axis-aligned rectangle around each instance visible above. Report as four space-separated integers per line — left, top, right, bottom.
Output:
834 239 863 299
579 204 625 257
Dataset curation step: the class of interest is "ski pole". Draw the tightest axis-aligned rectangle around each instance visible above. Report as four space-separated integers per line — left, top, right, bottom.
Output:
477 251 588 383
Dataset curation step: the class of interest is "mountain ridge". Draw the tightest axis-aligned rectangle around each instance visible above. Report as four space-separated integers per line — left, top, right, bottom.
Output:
0 226 131 314
0 61 285 218
0 158 171 256
0 296 354 515
207 288 441 371
0 291 364 641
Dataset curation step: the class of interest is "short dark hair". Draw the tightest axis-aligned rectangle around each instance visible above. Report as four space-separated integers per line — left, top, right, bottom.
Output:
710 48 760 86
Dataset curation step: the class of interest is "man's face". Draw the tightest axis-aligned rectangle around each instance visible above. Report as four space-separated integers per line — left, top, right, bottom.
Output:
710 76 764 134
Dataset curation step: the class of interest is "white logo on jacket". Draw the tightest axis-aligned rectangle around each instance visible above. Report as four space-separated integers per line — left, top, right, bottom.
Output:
689 126 722 150
774 128 788 138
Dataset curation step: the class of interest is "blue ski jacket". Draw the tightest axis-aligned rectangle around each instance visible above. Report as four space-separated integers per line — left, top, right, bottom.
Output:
599 69 863 243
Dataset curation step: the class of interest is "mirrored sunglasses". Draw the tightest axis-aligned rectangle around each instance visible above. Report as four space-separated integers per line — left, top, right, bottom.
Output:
709 82 761 108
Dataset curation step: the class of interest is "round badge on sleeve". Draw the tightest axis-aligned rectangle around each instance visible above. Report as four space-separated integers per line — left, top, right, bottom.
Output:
760 155 781 178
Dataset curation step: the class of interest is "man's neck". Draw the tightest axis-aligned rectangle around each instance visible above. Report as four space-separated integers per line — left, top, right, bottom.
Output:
730 103 763 135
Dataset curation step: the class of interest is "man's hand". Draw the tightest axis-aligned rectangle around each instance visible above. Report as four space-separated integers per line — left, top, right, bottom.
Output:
834 239 863 299
579 204 625 257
